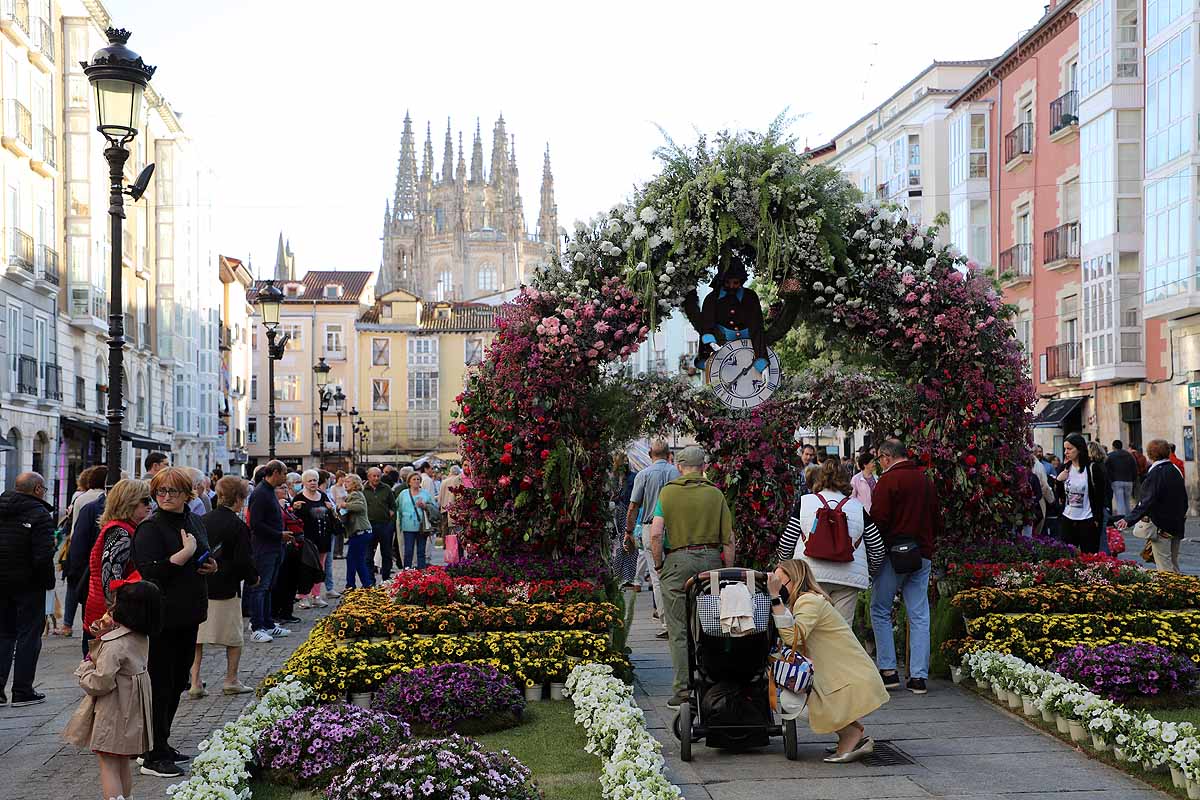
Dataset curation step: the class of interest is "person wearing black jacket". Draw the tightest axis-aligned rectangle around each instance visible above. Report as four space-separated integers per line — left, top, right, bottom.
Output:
189 476 259 697
132 467 213 778
1117 439 1189 572
0 472 55 707
246 460 290 641
1105 440 1139 517
66 490 105 656
1053 433 1110 553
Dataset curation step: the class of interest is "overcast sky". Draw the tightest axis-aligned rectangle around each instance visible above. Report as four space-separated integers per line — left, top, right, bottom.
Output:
103 0 1051 277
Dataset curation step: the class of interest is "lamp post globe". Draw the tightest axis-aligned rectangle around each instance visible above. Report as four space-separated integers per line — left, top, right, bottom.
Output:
257 279 283 330
313 357 331 388
83 28 155 490
257 279 286 458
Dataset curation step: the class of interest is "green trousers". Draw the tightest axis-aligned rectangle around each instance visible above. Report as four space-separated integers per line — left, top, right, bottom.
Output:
659 547 723 700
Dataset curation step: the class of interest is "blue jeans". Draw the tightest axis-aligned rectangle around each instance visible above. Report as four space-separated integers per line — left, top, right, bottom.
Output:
870 557 932 679
63 580 79 628
371 521 395 579
1112 481 1133 517
324 542 335 592
249 546 283 632
346 530 375 589
402 529 428 569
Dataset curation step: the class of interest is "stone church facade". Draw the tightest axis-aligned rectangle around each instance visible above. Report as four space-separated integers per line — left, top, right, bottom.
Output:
378 113 560 302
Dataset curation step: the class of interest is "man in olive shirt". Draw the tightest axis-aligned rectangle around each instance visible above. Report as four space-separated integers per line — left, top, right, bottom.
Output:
650 446 734 709
362 467 396 580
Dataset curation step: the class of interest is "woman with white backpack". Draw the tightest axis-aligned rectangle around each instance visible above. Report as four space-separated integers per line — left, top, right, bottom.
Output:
775 459 886 625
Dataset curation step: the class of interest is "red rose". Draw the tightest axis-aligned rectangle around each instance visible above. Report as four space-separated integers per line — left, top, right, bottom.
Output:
503 443 513 452
498 475 511 488
520 476 533 490
500 453 513 465
964 454 977 466
540 449 551 460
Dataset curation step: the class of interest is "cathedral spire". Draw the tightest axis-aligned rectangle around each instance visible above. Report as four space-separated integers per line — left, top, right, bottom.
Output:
456 131 466 184
421 122 434 184
393 111 418 221
538 143 559 249
442 118 454 185
470 119 484 184
490 114 508 193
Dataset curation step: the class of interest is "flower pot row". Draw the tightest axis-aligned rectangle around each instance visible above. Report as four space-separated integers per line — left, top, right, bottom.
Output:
524 682 566 702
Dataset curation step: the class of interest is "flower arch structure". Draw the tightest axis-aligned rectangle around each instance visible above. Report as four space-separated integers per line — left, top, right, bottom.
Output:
452 124 1034 565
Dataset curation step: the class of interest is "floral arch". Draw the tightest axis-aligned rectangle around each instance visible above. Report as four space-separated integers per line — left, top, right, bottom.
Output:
451 123 1034 569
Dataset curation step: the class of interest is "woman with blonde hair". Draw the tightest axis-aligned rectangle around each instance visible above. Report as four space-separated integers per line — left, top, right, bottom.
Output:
338 473 374 589
82 479 153 635
768 559 889 763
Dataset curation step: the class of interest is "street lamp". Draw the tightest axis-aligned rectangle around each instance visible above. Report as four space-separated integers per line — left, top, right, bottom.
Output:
348 406 359 463
256 279 286 458
81 28 156 489
313 357 331 464
333 387 346 456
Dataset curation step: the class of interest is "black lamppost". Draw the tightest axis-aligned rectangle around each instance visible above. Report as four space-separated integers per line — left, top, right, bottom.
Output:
332 387 346 455
81 28 155 489
313 357 331 463
348 406 359 463
256 280 286 458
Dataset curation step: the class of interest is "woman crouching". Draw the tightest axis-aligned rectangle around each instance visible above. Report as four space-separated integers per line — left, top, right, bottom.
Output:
768 559 889 762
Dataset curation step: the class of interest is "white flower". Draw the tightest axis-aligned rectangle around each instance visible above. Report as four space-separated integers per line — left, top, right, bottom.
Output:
610 246 622 257
665 262 675 275
574 252 585 262
631 224 648 241
623 209 638 224
635 261 649 272
607 218 623 233
639 207 658 224
911 235 925 249
647 234 662 250
661 226 675 243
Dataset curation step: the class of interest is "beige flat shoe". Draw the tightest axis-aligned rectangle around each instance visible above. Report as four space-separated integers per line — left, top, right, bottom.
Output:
222 682 254 695
187 686 208 699
823 736 873 763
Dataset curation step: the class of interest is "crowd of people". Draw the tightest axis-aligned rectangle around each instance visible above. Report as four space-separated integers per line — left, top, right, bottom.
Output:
0 451 464 793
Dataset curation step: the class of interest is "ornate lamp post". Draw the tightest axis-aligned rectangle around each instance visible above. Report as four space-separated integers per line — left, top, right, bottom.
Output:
256 280 286 458
81 28 155 489
313 357 331 464
332 387 346 455
348 406 359 463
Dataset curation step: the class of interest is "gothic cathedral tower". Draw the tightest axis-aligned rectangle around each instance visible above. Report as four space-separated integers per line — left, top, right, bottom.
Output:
378 112 560 302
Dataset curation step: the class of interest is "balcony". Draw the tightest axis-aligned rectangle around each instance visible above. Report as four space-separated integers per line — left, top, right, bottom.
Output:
42 363 60 402
28 16 50 71
68 285 108 335
324 346 347 361
1004 122 1033 171
1043 222 1080 270
2 99 31 158
0 0 29 46
13 354 36 396
1049 90 1079 142
7 226 32 276
998 243 1033 284
219 325 232 351
1045 342 1081 383
30 125 54 176
34 243 57 291
124 313 137 346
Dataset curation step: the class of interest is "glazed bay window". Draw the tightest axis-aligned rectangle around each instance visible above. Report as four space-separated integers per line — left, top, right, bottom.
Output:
950 112 988 187
1082 253 1115 369
1148 0 1188 39
1143 167 1191 302
1080 0 1113 97
1081 113 1115 243
907 134 921 187
1145 29 1192 172
1116 0 1140 78
408 336 438 367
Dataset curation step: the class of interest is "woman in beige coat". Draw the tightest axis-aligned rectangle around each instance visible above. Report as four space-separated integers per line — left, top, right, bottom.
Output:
768 559 889 763
64 580 160 800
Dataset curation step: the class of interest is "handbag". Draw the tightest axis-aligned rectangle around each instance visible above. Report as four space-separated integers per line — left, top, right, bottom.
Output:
297 538 326 587
769 617 815 694
888 538 923 574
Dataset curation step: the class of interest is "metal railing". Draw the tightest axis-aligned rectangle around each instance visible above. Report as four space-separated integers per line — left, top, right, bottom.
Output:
1046 342 1081 381
38 244 57 284
15 354 36 394
43 363 60 400
39 125 54 166
2 0 29 35
33 16 50 61
1049 90 1079 135
7 99 31 149
998 243 1033 279
1043 222 1080 265
325 346 347 361
1004 122 1033 163
8 227 32 271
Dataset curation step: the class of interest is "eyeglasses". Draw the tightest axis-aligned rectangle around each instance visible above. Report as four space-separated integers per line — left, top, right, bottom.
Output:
154 487 184 498
139 497 153 506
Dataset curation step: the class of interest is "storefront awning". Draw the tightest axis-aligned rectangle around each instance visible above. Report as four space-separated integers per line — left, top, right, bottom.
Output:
123 432 172 453
1032 397 1085 428
60 416 170 452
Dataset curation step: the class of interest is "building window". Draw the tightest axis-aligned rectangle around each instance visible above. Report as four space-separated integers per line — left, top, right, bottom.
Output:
1116 0 1140 78
477 263 496 292
465 337 484 366
372 337 390 366
1081 112 1115 243
280 322 304 350
436 270 453 300
1146 29 1191 171
323 283 343 299
284 284 302 299
1144 167 1191 302
324 324 344 357
372 378 390 411
1080 0 1113 98
907 134 921 187
1148 0 1189 40
273 416 299 443
408 370 439 410
274 374 300 402
250 373 257 401
408 337 438 366
408 416 438 443
247 417 257 444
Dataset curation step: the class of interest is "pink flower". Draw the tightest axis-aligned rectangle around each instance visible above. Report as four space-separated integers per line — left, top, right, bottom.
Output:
563 308 576 319
536 325 546 335
593 341 606 350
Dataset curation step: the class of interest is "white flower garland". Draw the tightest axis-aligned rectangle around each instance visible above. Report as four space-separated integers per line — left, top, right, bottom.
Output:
165 678 311 800
565 662 682 800
963 651 1200 779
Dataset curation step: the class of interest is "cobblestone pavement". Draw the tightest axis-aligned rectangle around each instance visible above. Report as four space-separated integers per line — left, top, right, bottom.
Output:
0 558 350 800
627 587 1168 799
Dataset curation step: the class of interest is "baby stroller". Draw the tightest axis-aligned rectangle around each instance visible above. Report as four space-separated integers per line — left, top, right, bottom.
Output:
673 568 799 761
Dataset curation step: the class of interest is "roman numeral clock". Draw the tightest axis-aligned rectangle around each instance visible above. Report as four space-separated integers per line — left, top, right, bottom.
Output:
703 338 782 410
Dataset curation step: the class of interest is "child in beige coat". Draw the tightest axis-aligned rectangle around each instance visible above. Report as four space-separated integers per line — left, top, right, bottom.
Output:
64 577 162 800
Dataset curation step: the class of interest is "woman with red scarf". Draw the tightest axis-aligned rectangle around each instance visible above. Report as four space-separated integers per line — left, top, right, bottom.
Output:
83 479 154 633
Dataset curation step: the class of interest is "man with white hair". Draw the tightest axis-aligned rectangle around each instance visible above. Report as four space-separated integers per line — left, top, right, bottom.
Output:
186 468 210 516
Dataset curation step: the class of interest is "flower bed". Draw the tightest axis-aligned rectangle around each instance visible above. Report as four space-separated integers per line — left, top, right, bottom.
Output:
951 574 1200 617
1051 643 1200 703
447 553 608 583
264 621 630 701
255 703 411 788
328 593 619 639
945 554 1145 591
963 650 1200 787
167 678 311 800
383 567 604 606
936 533 1076 572
326 734 539 800
372 663 525 735
566 662 680 800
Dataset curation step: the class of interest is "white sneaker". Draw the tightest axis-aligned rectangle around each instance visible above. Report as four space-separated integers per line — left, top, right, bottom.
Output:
313 597 329 608
297 599 313 609
250 630 273 643
268 626 291 637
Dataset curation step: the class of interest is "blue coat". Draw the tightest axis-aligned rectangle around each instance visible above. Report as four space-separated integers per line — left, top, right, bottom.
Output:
396 488 438 533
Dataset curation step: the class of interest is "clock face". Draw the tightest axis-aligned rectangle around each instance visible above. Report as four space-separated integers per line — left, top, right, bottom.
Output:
704 338 782 409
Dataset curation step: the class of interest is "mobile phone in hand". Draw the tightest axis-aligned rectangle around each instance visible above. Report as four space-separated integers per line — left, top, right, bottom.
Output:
196 542 223 565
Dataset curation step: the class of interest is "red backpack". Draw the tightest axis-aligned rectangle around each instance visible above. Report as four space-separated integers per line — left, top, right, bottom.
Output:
805 494 854 562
